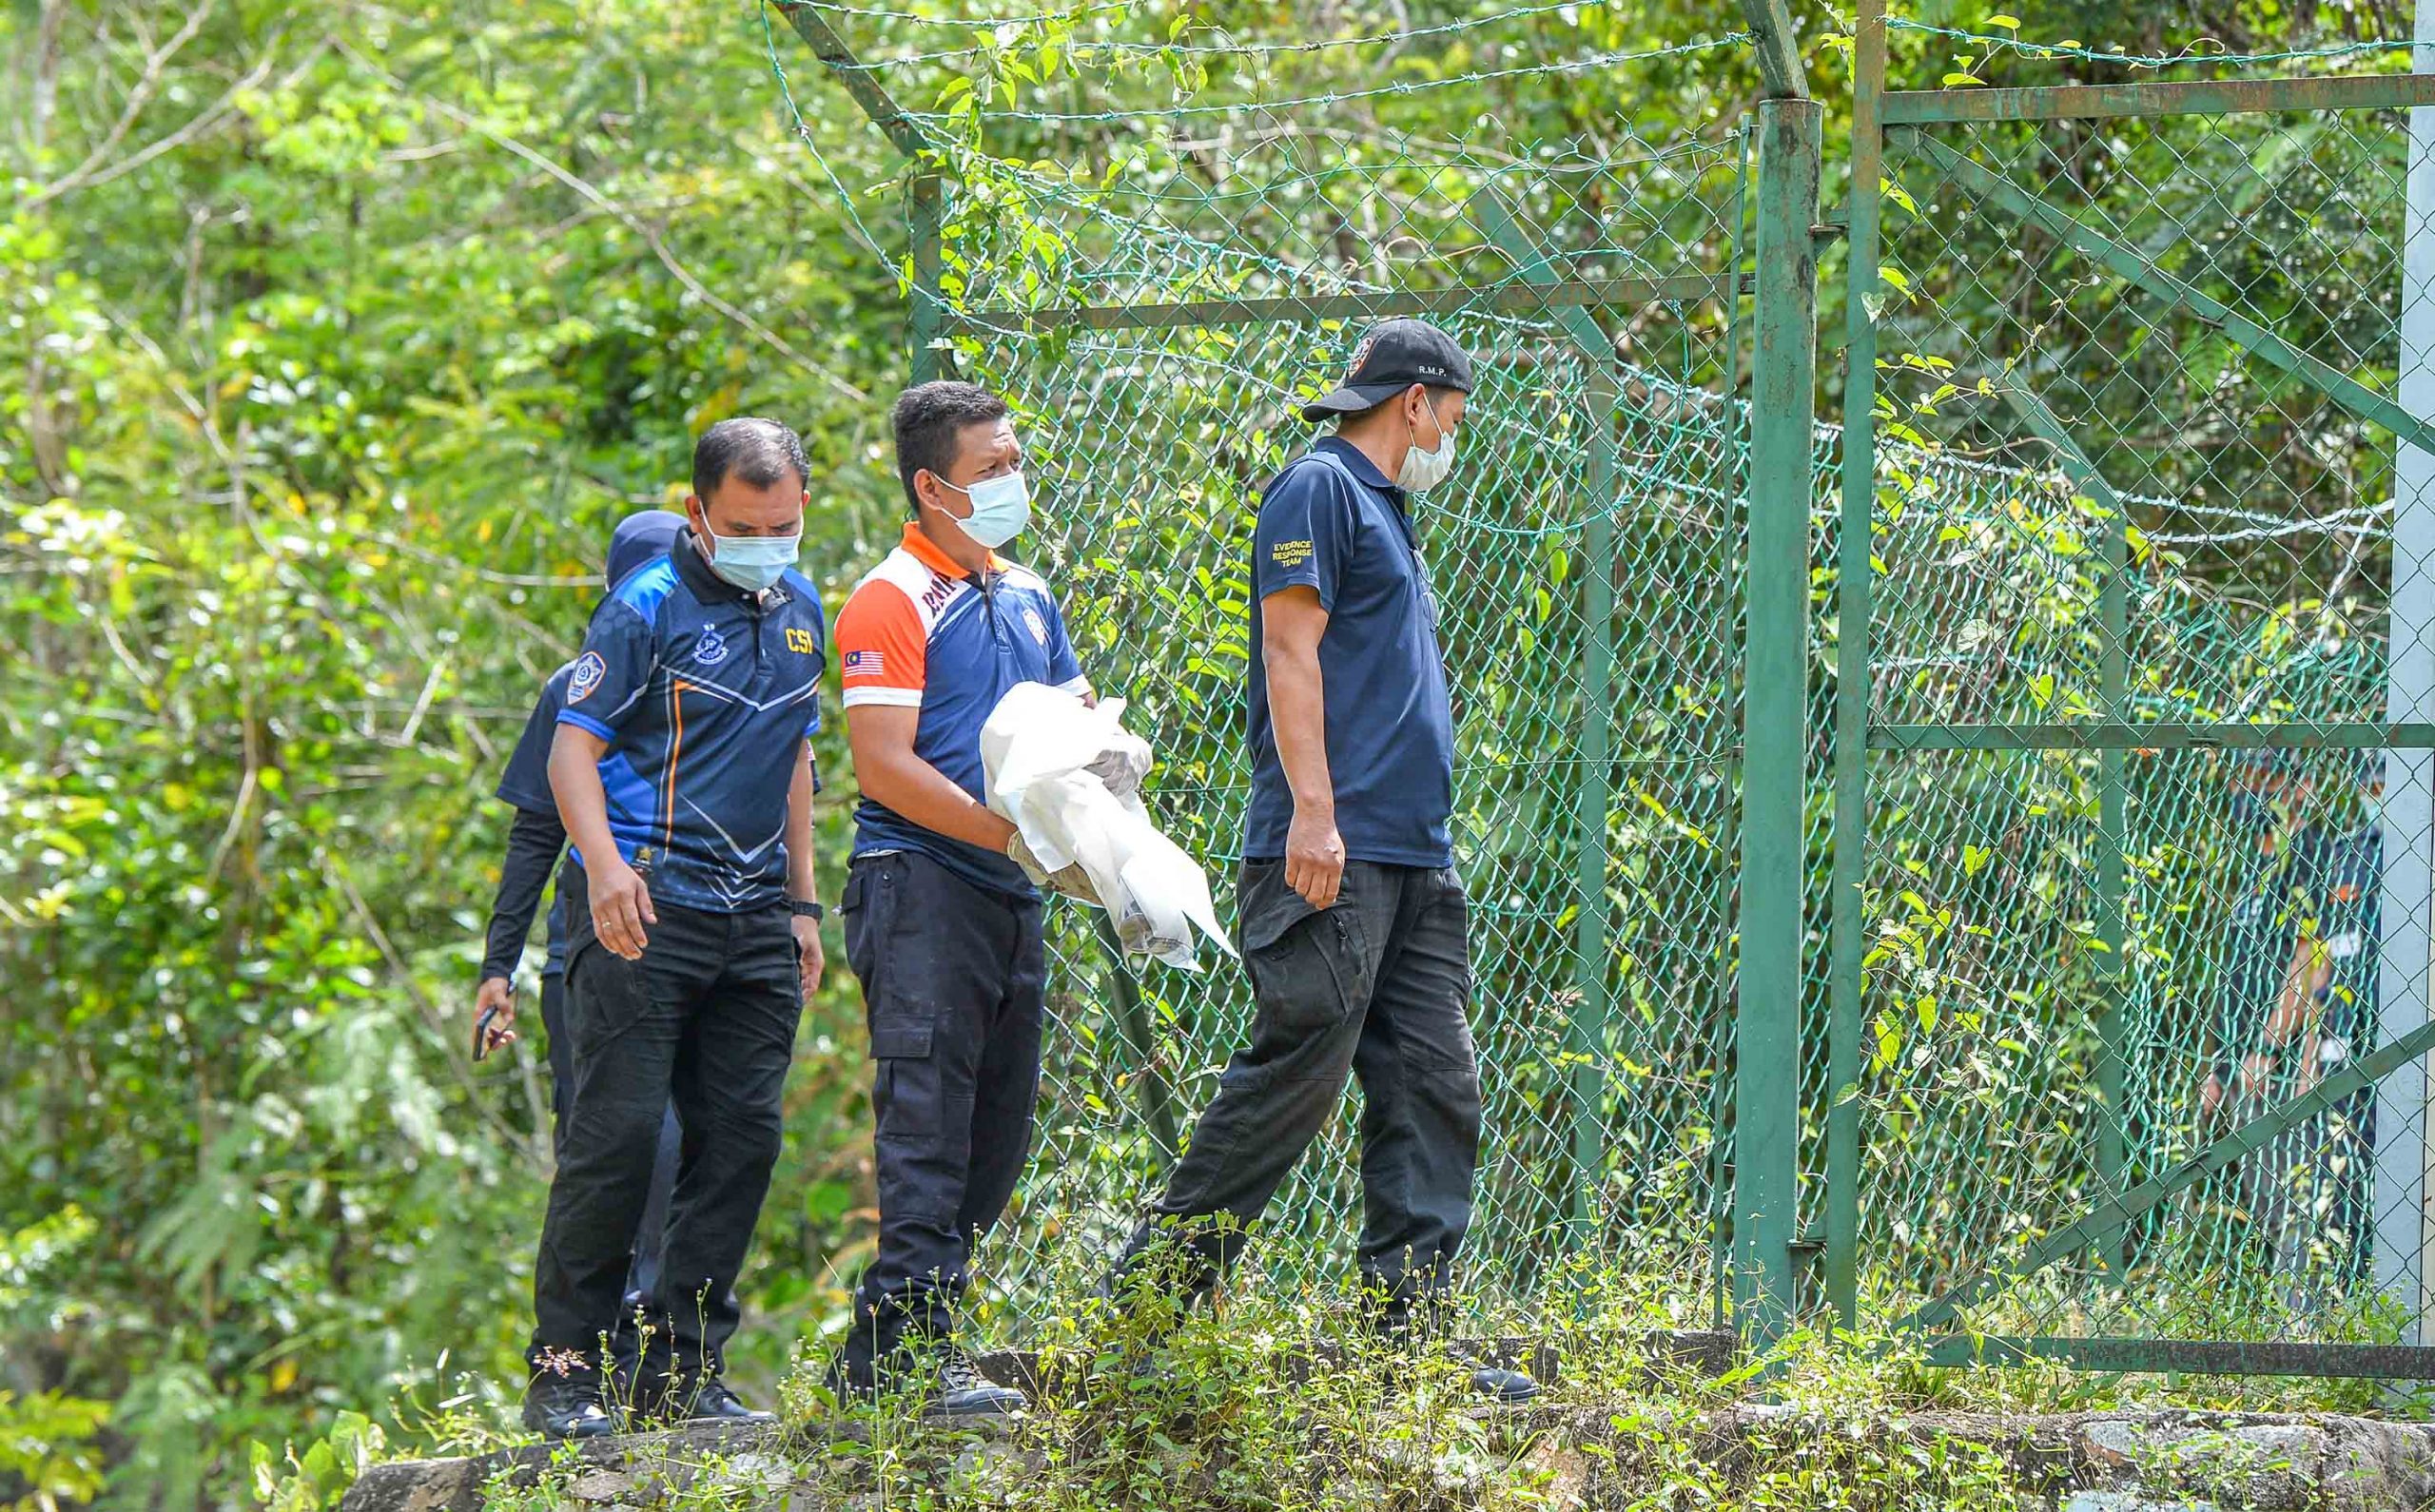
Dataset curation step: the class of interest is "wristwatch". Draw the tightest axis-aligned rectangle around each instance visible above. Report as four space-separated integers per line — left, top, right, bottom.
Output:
789 899 826 921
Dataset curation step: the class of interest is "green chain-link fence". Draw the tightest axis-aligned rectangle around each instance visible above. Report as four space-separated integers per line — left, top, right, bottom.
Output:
1833 4 2435 1373
771 0 1763 1335
771 0 2435 1372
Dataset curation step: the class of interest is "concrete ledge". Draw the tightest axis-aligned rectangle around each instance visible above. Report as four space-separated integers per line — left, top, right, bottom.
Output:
341 1335 2435 1511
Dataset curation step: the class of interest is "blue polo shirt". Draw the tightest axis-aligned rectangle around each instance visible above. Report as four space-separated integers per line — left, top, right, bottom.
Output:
555 536 827 914
1243 437 1454 868
835 523 1090 898
496 662 577 976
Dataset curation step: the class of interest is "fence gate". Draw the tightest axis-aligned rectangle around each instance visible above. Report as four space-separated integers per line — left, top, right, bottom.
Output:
774 6 1795 1335
1836 0 2435 1375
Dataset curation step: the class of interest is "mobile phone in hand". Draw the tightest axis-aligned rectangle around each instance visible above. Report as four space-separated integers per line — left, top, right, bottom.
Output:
474 1004 502 1062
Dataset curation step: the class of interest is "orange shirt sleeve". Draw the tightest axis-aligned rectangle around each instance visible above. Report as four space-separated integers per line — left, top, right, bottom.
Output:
835 581 927 708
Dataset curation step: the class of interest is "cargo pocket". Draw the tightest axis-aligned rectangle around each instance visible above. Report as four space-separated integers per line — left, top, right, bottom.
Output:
1238 866 1373 1034
846 862 935 1060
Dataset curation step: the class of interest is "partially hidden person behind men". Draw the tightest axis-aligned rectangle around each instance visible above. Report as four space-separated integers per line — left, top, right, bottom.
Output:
1103 320 1535 1402
521 418 828 1438
826 380 1099 1418
2204 749 2384 1301
473 507 690 1382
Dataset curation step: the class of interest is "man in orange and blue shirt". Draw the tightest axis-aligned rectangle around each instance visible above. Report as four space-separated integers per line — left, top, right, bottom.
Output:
828 380 1091 1417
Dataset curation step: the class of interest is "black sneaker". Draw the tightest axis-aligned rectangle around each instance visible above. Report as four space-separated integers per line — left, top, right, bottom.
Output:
628 1371 777 1426
666 1377 775 1425
522 1372 615 1440
927 1352 1027 1419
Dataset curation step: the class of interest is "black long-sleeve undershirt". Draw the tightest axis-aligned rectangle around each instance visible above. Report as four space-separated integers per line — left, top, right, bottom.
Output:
480 806 567 982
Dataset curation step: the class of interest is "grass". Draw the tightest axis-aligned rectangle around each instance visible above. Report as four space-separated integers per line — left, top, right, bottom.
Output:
348 1247 2435 1512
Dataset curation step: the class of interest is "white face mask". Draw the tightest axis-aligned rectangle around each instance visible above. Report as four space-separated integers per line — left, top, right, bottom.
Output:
1396 400 1458 492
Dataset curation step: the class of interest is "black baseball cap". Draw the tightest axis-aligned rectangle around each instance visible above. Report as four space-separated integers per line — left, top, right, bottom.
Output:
1300 319 1475 421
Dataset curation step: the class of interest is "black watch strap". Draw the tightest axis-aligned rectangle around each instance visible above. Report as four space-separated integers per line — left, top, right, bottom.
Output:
789 899 825 921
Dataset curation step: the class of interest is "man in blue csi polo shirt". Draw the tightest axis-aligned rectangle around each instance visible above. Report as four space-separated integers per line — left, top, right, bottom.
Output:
521 418 828 1437
473 508 687 1373
1108 320 1534 1402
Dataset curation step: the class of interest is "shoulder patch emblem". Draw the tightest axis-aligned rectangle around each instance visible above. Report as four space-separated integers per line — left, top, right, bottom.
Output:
1272 538 1315 570
568 651 608 704
693 626 729 667
1023 608 1049 647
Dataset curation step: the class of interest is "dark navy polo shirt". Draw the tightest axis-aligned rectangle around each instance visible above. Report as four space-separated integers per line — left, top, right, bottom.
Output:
496 662 576 976
556 536 827 914
1243 436 1455 868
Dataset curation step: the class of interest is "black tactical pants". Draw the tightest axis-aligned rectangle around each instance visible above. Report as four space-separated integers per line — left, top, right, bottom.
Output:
1116 859 1483 1317
836 851 1046 1389
529 881 802 1388
537 969 685 1371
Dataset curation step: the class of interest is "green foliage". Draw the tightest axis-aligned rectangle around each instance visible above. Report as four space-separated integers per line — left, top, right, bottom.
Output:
0 1391 108 1512
7 0 2426 1506
244 1413 382 1512
4 0 906 1501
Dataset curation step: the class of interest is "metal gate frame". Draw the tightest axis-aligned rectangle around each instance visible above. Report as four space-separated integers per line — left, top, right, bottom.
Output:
1836 0 2435 1378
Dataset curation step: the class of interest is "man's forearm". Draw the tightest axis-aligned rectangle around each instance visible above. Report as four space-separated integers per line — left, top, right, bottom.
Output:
1268 646 1334 815
787 741 821 901
864 752 1016 851
481 807 567 980
548 727 622 870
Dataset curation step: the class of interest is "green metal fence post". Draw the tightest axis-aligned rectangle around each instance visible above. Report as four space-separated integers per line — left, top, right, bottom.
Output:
1825 0 1886 1333
1570 372 1618 1242
2097 494 2129 1275
1737 93 1822 1346
777 2 945 384
909 173 945 385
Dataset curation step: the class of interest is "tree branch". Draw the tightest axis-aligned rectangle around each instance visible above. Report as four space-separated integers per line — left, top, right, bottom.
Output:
336 39 870 405
28 0 218 205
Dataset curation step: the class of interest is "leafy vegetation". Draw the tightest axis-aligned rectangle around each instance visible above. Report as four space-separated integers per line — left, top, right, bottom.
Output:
1 0 2422 1506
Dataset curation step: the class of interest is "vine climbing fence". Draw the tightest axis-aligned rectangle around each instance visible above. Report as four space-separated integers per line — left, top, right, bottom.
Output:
768 0 2435 1378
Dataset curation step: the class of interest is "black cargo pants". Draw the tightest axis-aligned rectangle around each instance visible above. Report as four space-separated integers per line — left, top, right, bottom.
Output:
537 964 686 1374
836 851 1046 1389
1115 859 1483 1317
529 873 803 1389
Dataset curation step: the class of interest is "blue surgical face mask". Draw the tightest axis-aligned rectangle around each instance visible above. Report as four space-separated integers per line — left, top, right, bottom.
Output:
701 529 799 592
944 471 1031 550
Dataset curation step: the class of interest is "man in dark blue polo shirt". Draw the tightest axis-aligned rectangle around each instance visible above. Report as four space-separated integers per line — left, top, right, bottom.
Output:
1108 320 1533 1402
522 418 828 1438
474 509 686 1372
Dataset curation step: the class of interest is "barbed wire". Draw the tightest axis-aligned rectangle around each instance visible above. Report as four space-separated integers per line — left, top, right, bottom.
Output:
905 35 1752 125
1887 18 2410 71
809 0 1669 70
759 0 896 260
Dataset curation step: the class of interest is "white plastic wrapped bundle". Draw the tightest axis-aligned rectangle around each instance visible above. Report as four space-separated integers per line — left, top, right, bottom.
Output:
980 682 1235 970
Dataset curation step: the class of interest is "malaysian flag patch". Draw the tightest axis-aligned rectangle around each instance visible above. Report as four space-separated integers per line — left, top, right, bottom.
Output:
843 649 885 678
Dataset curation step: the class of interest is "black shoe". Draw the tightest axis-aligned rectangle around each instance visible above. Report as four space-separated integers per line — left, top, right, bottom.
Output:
927 1352 1027 1419
674 1378 775 1425
634 1375 776 1426
522 1373 616 1440
1469 1365 1540 1404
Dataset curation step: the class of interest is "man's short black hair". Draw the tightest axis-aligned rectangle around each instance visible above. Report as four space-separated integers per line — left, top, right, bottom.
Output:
692 417 808 503
892 381 1010 513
